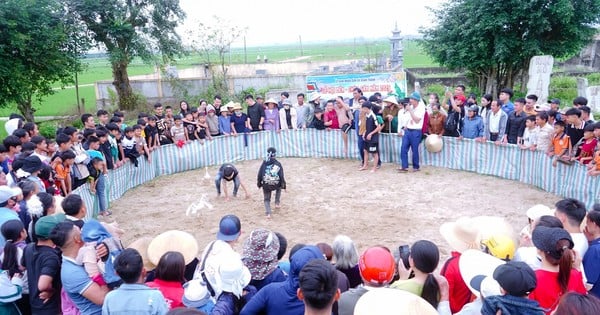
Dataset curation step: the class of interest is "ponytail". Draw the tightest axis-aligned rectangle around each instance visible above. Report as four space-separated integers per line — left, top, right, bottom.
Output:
2 240 19 277
558 240 574 294
421 273 441 309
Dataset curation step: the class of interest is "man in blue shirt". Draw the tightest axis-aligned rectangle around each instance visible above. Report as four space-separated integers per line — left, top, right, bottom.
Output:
499 88 514 115
102 248 168 315
583 210 600 298
51 221 108 315
461 105 484 140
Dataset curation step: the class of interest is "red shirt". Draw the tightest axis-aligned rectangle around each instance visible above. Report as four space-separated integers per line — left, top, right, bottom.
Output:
440 251 472 313
146 278 184 309
529 269 587 314
324 110 340 129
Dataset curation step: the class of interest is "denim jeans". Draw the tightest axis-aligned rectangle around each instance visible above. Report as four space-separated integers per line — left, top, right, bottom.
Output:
263 188 281 215
96 174 107 213
215 173 240 196
401 129 422 170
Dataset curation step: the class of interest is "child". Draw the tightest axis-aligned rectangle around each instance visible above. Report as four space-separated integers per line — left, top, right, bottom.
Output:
133 125 151 163
572 124 597 165
0 219 28 315
547 121 571 167
257 147 286 219
31 136 50 164
184 112 199 141
106 123 124 167
218 107 232 136
79 220 124 288
310 108 326 130
145 116 160 151
588 150 600 176
170 114 188 146
520 115 538 150
197 113 212 143
122 127 140 167
2 136 22 170
87 157 105 215
136 118 147 140
52 151 75 196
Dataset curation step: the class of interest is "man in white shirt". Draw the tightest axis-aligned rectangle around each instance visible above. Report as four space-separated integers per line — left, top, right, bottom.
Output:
554 198 588 261
484 101 507 144
398 92 425 172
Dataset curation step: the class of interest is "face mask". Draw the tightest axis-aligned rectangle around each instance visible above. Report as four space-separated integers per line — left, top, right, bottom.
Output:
235 110 242 116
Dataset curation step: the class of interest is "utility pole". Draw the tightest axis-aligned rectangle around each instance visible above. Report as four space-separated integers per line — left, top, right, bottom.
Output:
244 36 247 64
75 72 81 114
299 35 303 56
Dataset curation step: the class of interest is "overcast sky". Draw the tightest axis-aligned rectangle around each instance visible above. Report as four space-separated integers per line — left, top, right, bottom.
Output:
178 0 447 46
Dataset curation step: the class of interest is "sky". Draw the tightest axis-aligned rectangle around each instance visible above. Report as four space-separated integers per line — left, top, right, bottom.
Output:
178 0 447 47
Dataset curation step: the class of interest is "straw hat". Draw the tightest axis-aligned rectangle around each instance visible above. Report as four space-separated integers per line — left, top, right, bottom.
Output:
439 217 480 253
458 249 504 297
309 92 321 102
425 134 443 153
383 96 399 106
147 230 199 265
232 103 243 111
264 98 278 105
127 237 155 270
471 216 516 242
354 288 438 315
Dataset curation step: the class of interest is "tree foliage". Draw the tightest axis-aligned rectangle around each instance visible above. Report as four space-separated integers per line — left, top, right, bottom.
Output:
66 0 186 110
0 0 81 121
421 0 600 96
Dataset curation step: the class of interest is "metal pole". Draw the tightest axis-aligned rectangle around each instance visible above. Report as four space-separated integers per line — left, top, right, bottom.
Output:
75 72 81 114
299 35 303 56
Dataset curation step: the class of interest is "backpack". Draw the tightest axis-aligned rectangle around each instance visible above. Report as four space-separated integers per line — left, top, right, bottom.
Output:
445 110 461 133
262 163 281 188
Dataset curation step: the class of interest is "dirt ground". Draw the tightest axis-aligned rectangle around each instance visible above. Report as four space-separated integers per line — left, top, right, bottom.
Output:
104 158 561 259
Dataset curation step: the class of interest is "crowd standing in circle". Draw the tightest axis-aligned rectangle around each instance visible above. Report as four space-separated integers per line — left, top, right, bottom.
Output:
0 86 600 314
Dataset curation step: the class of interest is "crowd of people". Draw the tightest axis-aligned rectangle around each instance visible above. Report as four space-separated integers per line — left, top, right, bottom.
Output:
0 85 599 315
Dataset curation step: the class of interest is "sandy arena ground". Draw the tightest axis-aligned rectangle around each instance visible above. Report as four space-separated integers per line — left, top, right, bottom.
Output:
104 158 561 258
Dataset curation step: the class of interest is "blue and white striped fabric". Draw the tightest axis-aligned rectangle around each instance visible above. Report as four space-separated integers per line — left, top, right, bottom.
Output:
73 129 600 220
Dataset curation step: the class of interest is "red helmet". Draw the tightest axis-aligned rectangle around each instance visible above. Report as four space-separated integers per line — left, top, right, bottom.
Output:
358 247 396 285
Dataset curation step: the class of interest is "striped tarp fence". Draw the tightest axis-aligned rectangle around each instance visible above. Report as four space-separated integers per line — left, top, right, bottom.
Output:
73 129 600 220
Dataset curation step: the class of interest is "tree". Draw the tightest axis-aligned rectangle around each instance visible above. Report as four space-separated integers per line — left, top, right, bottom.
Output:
66 0 186 110
188 16 246 92
421 0 600 96
0 0 80 122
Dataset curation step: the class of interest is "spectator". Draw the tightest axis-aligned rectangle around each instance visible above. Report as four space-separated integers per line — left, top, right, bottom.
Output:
242 228 286 291
381 96 399 133
257 147 286 218
182 279 215 314
428 103 446 136
439 217 480 313
535 111 554 152
460 105 484 141
246 95 265 132
295 93 309 129
547 121 571 167
102 248 168 314
332 235 361 289
13 129 30 144
275 232 290 274
279 99 298 131
354 288 439 315
455 249 504 314
0 186 21 247
499 88 515 114
231 104 250 136
399 92 425 172
391 240 443 309
583 210 600 298
479 94 492 119
264 99 280 131
219 107 233 136
549 98 562 120
80 220 123 288
171 115 189 144
1 219 29 314
554 198 588 260
323 99 340 130
30 135 49 164
481 261 544 315
524 95 538 116
572 124 597 164
183 112 199 141
442 92 465 137
298 259 340 315
309 107 326 130
519 116 538 150
52 220 109 315
61 194 86 228
23 122 39 138
213 95 223 116
307 92 322 125
529 226 587 314
572 96 588 108
20 155 45 193
484 100 507 143
514 215 563 271
503 97 527 145
240 245 324 315
338 246 396 315
565 108 586 151
554 292 600 315
146 251 186 309
580 105 595 125
279 91 289 109
212 252 256 315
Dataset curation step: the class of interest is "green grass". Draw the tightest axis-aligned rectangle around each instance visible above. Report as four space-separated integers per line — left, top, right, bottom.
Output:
0 40 436 119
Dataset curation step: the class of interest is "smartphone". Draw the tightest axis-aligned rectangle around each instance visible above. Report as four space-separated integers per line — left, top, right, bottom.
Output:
399 245 410 255
399 245 411 269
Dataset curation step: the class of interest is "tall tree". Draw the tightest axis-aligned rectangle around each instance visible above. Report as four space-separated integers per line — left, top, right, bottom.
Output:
66 0 186 110
421 0 600 96
0 0 80 122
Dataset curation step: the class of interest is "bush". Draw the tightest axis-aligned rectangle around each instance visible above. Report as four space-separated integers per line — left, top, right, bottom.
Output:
38 122 57 140
548 75 577 107
425 84 446 98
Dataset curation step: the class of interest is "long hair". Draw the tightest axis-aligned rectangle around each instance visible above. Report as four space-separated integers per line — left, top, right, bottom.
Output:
543 238 574 293
554 292 600 315
155 251 185 283
332 235 359 270
1 220 24 277
410 240 441 308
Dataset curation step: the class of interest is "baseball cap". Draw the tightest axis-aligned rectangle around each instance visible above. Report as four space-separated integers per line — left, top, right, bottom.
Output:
548 98 561 105
532 226 573 260
454 94 467 102
217 214 241 241
467 105 478 112
409 91 421 102
35 213 66 239
493 261 537 296
0 186 22 204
